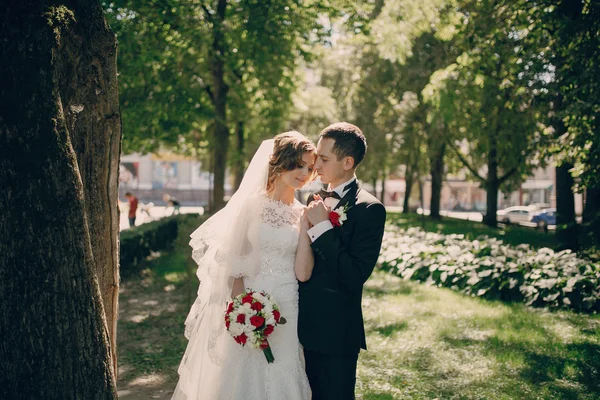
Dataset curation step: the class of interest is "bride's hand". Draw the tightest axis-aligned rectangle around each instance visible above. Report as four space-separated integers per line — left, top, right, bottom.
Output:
231 277 245 298
300 208 311 231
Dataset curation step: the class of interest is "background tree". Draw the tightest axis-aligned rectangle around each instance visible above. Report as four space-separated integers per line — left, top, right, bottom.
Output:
422 0 551 227
529 0 600 251
106 0 336 211
1 0 120 397
368 1 460 219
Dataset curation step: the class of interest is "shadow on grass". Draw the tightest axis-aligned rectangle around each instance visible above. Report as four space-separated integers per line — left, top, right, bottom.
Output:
117 216 203 395
436 307 600 399
503 340 599 398
118 311 188 380
364 282 413 298
371 321 410 337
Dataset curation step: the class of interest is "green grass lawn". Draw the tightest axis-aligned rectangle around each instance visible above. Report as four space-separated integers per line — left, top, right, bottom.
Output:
359 273 599 399
117 215 599 399
388 212 558 250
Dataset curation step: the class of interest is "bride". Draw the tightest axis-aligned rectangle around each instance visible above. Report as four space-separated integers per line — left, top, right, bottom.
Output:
172 131 316 400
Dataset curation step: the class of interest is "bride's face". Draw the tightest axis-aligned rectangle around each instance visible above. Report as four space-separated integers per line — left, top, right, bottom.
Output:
278 151 316 190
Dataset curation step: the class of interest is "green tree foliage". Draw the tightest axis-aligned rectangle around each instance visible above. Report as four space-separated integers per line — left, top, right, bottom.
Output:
105 0 336 210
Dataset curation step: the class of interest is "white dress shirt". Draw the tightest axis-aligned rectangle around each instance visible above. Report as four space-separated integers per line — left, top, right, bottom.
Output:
307 176 357 242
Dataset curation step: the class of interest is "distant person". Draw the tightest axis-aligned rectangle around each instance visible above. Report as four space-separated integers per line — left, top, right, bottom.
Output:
163 193 181 215
125 192 138 227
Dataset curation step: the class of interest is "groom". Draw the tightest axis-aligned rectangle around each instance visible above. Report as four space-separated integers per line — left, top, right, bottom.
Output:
299 122 386 399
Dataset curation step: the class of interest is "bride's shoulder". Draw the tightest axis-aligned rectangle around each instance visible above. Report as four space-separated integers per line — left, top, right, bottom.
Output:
245 192 267 208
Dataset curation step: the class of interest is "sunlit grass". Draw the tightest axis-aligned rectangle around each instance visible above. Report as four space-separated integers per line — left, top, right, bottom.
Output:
358 272 600 400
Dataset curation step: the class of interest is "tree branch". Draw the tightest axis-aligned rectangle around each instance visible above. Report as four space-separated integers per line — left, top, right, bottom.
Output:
498 164 519 185
200 3 213 24
444 135 486 183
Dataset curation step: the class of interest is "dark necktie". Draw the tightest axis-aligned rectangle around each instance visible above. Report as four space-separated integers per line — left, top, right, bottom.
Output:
318 189 341 200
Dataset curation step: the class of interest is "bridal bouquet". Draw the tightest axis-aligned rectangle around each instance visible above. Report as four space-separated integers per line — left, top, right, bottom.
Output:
224 289 286 363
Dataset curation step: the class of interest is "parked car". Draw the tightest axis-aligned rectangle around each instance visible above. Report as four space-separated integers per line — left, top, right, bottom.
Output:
496 206 533 224
527 203 551 212
530 208 556 230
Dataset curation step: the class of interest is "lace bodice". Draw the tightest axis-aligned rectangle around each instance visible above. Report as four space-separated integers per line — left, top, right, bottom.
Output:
246 196 305 277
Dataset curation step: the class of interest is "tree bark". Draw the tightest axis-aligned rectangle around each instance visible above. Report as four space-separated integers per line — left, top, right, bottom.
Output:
555 164 578 250
210 0 230 212
380 173 387 203
233 120 245 191
429 142 445 220
64 2 121 377
403 164 415 214
372 177 378 199
0 1 119 398
483 130 499 227
582 187 600 252
552 94 578 250
582 187 600 249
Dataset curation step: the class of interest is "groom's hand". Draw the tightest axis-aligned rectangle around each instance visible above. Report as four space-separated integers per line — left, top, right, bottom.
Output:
306 196 330 226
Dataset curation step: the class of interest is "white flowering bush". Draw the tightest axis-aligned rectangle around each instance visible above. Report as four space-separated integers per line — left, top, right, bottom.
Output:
379 226 600 312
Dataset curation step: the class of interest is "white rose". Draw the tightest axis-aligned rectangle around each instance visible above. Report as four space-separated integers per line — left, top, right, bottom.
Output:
247 333 259 348
229 322 244 336
244 322 257 333
337 208 347 223
239 303 253 315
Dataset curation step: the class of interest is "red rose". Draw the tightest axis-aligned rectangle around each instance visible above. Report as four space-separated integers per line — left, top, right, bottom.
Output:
263 324 274 336
273 309 281 323
236 314 246 324
225 319 231 329
250 315 265 328
251 301 263 311
329 211 341 227
235 333 247 345
227 302 234 313
260 339 270 350
242 293 254 304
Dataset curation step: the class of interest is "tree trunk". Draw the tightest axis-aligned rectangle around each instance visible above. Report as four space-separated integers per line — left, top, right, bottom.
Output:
483 131 499 227
233 120 245 191
210 0 229 212
380 173 387 204
372 177 378 199
582 187 600 225
0 1 118 398
553 94 578 250
582 187 600 249
403 164 414 214
429 142 445 220
65 3 121 377
555 164 578 250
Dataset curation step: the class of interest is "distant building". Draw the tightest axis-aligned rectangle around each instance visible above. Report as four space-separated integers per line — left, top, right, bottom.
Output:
378 165 584 214
118 152 232 207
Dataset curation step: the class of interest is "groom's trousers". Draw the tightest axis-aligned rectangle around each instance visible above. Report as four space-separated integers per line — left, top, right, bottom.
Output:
304 349 359 400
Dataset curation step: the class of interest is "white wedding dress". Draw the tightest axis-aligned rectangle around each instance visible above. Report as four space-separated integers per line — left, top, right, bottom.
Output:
172 195 311 400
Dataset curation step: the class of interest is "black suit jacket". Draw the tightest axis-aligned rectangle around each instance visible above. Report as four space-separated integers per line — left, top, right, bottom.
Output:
298 181 386 355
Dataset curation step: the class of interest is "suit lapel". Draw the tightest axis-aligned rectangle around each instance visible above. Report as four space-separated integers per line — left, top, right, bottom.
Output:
334 180 360 211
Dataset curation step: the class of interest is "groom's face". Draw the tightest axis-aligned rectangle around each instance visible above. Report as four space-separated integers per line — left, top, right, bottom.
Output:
315 138 347 185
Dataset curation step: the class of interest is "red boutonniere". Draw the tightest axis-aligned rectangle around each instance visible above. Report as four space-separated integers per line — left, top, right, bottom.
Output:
329 205 350 227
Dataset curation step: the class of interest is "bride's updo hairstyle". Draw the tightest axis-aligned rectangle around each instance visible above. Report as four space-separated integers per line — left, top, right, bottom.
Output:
266 131 316 192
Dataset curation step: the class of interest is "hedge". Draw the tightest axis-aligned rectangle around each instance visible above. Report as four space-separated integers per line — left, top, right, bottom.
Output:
379 225 600 312
119 213 204 274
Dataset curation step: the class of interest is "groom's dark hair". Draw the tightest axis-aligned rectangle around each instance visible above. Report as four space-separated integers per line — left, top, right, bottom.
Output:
319 122 367 168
